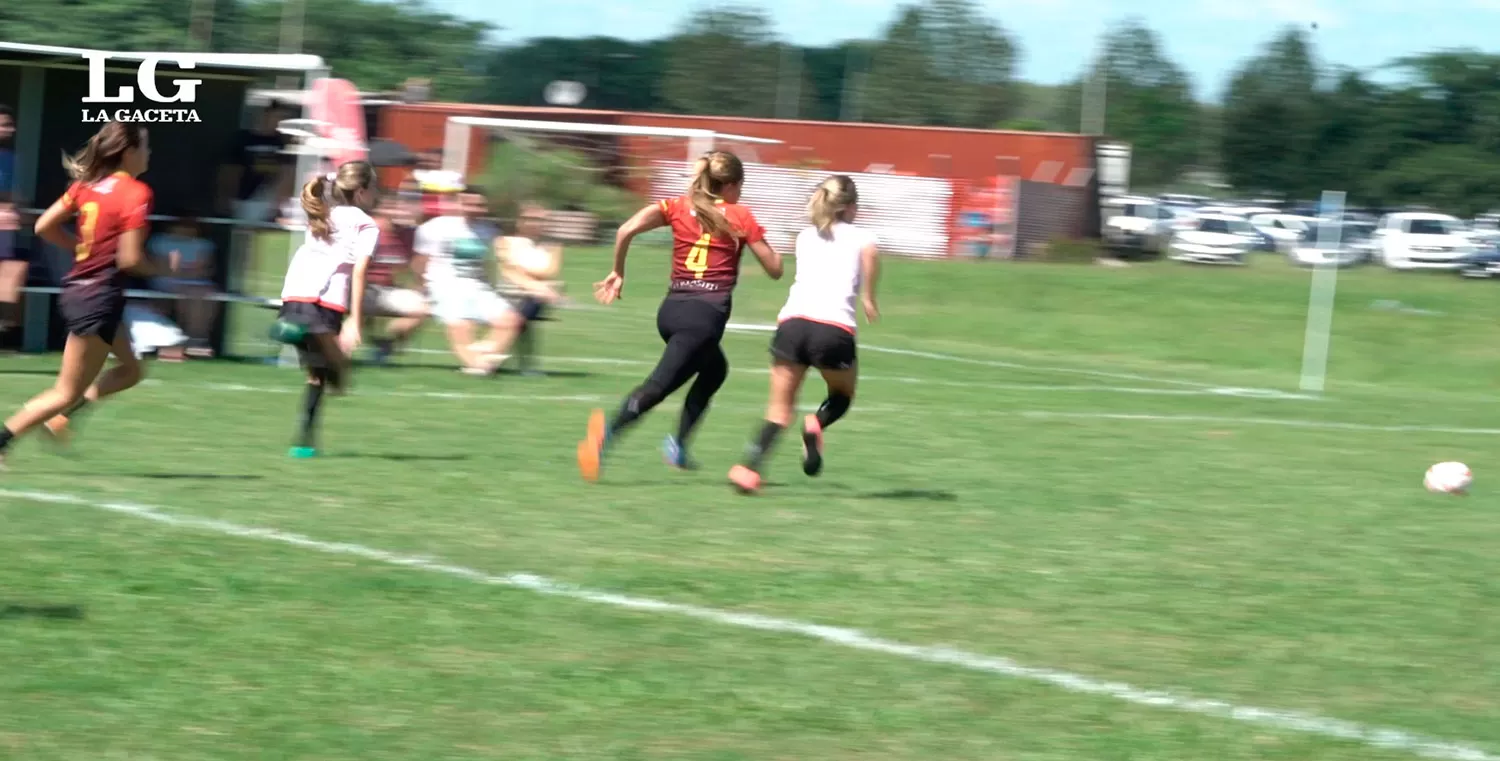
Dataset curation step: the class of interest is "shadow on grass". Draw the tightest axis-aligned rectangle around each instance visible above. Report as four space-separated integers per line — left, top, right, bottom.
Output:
134 473 266 481
0 603 85 621
325 452 472 463
857 488 959 502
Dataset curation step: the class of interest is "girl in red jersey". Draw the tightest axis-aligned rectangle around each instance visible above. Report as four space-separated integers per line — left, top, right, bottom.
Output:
728 176 880 494
577 151 783 481
0 122 154 468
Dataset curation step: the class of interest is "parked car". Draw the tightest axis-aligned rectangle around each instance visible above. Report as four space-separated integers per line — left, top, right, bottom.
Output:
1287 221 1375 268
1457 240 1500 278
1249 213 1319 253
1101 197 1176 255
1374 212 1476 270
1167 214 1257 265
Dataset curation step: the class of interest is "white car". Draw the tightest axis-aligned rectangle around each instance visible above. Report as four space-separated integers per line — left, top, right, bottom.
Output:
1375 213 1475 270
1101 198 1175 254
1287 222 1375 268
1249 214 1319 253
1168 214 1257 265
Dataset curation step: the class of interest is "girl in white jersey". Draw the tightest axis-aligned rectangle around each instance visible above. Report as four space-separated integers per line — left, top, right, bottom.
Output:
274 161 379 458
729 175 879 494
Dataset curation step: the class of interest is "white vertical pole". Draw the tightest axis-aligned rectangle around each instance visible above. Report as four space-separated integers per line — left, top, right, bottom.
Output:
1298 190 1347 393
443 118 470 176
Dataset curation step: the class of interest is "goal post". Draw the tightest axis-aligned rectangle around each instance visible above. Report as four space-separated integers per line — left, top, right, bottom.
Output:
439 116 783 245
1298 190 1348 393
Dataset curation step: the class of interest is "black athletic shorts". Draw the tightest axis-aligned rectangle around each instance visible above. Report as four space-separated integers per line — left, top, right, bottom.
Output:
58 276 126 345
279 301 346 369
518 296 546 323
771 318 857 370
279 301 345 336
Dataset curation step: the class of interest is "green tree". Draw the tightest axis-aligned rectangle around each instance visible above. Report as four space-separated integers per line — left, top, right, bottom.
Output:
1221 28 1319 197
660 6 780 117
483 37 670 112
863 0 1018 128
1053 19 1201 189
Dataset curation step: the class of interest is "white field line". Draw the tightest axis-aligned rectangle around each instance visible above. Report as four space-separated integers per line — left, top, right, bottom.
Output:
138 381 1500 435
716 321 1303 396
1 488 1493 761
370 353 1317 401
1021 411 1500 436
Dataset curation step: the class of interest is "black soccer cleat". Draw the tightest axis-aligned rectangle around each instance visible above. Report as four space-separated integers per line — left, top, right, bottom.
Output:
801 414 824 477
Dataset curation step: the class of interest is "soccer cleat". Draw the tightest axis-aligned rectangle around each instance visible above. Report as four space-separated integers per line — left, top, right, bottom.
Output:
661 435 698 471
801 414 824 477
728 465 762 495
41 415 72 449
289 446 318 459
577 409 606 482
371 338 395 366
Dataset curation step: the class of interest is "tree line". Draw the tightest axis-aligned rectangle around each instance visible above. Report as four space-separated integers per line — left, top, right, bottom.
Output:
4 0 1499 214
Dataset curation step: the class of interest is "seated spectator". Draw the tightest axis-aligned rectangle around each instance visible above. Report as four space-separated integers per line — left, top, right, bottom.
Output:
0 200 22 344
497 203 564 374
367 198 430 363
414 186 521 376
148 217 219 360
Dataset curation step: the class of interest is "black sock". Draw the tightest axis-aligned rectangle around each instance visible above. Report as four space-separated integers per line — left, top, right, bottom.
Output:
298 382 324 448
0 426 14 452
816 392 852 429
742 420 785 472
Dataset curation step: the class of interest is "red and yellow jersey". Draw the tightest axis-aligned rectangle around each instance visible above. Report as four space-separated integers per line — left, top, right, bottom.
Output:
60 172 153 281
659 195 765 295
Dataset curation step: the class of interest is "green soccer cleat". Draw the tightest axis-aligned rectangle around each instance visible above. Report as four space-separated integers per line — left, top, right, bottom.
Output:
288 446 318 459
268 319 308 346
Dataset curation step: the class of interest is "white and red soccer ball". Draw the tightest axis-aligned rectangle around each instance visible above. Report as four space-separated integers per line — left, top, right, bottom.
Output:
1424 462 1472 495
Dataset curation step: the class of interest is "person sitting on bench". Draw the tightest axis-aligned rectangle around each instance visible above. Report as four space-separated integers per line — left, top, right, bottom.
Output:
497 203 562 374
147 216 219 359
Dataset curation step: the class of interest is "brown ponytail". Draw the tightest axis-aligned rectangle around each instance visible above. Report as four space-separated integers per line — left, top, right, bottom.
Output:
64 122 146 183
808 175 858 238
688 151 745 239
301 160 376 242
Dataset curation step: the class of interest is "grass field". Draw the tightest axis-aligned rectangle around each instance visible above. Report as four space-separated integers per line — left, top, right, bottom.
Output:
3 246 1500 761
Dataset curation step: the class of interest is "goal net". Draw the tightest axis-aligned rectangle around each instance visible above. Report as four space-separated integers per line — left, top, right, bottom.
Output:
442 116 782 241
442 115 956 258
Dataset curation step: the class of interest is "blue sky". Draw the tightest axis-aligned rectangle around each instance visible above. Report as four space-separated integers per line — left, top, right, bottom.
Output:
424 0 1500 99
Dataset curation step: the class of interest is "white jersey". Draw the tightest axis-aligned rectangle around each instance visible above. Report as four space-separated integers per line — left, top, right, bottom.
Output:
280 205 379 312
777 222 878 332
415 215 497 286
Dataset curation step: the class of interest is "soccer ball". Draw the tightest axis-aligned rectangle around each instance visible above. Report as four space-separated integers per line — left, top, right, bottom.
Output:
1423 462 1472 494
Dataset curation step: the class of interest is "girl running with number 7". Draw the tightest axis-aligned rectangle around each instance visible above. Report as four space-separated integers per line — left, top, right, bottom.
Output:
577 151 783 482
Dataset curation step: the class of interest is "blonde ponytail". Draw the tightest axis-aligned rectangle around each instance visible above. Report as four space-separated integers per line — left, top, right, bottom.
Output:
688 151 745 239
301 176 332 242
302 161 377 242
808 175 858 238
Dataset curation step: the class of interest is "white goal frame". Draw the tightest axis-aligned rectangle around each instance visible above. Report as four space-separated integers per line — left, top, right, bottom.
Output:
441 116 783 184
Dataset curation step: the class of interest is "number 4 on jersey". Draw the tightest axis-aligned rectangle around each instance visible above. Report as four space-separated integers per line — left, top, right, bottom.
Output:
684 233 710 279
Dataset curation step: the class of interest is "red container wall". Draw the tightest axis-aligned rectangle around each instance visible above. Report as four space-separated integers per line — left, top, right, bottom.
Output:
378 103 1096 190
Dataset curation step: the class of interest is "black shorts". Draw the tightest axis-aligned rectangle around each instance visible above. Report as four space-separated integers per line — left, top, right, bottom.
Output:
0 231 18 262
771 318 857 370
279 301 346 369
278 301 345 336
58 278 126 345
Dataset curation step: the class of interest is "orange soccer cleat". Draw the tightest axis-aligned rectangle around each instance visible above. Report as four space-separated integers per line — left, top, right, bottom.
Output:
577 409 607 482
728 464 762 495
42 415 72 448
